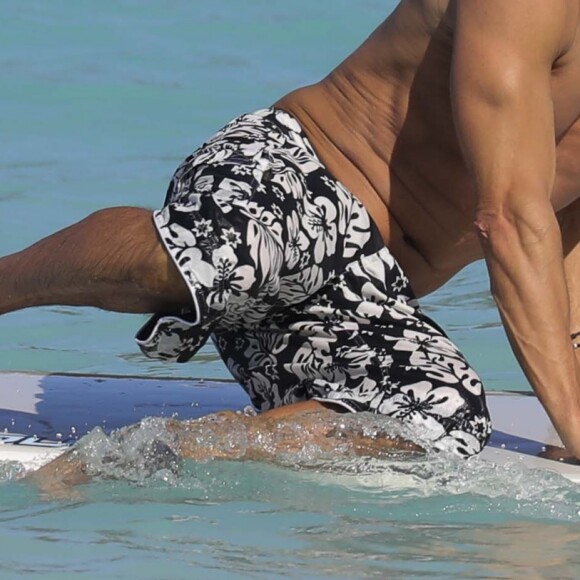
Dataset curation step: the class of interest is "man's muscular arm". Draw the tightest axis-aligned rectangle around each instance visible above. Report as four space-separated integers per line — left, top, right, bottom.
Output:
452 1 580 456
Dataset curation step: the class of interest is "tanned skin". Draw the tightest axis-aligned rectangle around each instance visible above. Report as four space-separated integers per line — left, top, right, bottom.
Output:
5 0 580 484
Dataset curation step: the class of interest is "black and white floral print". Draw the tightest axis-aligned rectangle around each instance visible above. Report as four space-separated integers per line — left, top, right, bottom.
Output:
136 108 491 456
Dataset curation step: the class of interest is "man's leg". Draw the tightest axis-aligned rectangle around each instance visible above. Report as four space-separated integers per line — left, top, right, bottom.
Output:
28 401 421 497
0 207 191 316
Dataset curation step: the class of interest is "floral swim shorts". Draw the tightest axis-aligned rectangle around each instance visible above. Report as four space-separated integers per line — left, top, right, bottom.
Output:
136 108 491 456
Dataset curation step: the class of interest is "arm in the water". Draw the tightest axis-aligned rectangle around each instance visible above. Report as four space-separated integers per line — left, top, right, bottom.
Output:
452 1 580 457
28 400 420 492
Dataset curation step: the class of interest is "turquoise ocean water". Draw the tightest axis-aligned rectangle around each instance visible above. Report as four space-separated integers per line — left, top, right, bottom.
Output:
1 1 579 578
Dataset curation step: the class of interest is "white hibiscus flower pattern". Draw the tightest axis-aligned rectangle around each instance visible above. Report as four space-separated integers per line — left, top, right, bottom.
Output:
378 382 465 440
136 108 491 457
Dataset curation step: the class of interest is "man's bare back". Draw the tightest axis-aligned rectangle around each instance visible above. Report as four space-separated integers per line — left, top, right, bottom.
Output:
6 1 580 487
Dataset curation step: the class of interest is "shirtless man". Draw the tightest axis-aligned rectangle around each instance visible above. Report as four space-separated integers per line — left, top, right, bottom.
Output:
6 0 580 481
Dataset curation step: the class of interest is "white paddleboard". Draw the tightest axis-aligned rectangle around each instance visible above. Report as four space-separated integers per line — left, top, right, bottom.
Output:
0 433 70 470
0 372 578 482
0 372 248 471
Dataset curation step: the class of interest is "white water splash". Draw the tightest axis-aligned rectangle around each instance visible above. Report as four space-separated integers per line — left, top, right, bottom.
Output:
1 412 579 521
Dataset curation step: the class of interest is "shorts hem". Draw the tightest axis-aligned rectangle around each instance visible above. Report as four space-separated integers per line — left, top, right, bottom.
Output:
152 208 202 326
311 396 357 413
135 313 197 350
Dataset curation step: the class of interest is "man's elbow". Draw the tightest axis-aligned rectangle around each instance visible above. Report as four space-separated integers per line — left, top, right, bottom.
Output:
474 209 511 242
473 202 557 250
473 209 519 248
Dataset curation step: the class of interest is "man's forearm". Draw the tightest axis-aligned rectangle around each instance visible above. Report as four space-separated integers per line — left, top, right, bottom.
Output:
479 205 580 455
